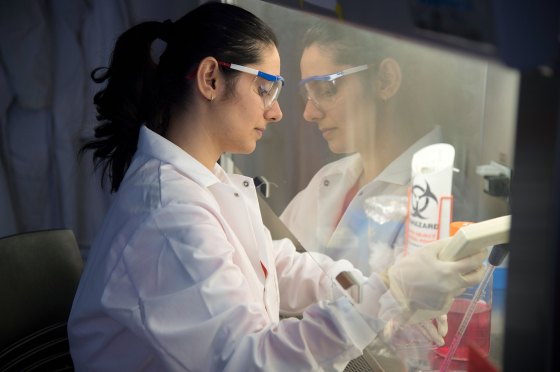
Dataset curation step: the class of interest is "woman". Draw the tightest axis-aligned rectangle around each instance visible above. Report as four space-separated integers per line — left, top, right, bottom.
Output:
281 21 446 276
69 3 484 371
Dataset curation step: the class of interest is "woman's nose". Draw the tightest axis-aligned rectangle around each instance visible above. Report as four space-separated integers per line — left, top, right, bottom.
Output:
302 98 324 122
265 101 283 122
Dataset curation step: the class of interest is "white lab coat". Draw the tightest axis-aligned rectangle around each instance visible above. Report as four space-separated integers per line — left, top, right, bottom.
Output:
68 126 396 371
280 127 443 276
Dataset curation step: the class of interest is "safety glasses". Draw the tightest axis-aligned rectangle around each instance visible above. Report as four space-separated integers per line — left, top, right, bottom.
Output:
298 65 370 110
218 61 285 109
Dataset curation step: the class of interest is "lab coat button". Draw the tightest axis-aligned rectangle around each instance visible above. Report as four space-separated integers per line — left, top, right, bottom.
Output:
234 192 239 197
323 180 330 187
243 180 249 187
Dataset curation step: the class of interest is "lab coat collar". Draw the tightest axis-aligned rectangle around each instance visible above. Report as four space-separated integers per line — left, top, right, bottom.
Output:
320 153 363 189
137 125 222 188
322 126 443 188
375 126 443 186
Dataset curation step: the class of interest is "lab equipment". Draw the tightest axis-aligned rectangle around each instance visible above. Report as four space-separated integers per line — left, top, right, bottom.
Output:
386 237 486 324
406 143 455 252
376 237 485 371
298 65 371 110
438 215 511 261
438 290 492 360
438 244 510 371
476 161 512 199
395 214 510 325
216 61 285 109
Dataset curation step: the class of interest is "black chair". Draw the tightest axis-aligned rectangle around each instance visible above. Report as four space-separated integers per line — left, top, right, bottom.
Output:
0 229 84 371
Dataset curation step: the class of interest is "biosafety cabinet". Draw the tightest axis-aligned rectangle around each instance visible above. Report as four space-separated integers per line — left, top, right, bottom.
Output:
226 1 560 371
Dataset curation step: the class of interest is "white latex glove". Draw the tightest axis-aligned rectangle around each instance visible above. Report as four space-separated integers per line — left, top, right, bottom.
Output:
387 237 486 324
382 314 448 349
417 314 448 346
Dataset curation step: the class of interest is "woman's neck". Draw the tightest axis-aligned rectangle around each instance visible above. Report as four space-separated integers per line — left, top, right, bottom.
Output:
165 111 221 171
358 122 418 186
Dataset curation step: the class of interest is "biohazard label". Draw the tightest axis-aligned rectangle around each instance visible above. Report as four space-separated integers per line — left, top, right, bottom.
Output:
405 178 453 253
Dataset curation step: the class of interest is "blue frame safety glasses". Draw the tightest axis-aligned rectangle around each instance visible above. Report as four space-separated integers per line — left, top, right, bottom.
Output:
218 61 285 109
298 65 370 110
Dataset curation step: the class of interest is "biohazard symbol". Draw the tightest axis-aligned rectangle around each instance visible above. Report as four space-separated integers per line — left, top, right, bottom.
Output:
411 181 438 219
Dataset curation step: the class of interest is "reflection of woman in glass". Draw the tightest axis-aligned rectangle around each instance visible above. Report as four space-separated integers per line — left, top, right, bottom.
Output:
281 21 444 276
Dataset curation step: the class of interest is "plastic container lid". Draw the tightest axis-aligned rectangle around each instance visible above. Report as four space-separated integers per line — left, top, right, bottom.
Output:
449 221 474 237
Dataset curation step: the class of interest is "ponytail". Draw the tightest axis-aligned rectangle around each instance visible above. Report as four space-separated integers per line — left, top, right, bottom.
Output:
81 20 172 192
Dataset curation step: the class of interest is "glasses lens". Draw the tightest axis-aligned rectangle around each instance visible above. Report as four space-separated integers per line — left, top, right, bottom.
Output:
301 80 338 109
256 77 282 109
266 81 282 108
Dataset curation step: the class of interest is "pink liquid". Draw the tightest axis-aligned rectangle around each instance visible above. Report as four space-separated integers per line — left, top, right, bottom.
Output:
435 298 491 361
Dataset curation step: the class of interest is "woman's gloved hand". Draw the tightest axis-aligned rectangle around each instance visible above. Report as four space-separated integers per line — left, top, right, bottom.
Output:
386 237 486 324
418 314 448 346
381 314 448 348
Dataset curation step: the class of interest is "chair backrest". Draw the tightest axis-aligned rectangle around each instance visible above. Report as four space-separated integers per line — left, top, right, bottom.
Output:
0 229 84 371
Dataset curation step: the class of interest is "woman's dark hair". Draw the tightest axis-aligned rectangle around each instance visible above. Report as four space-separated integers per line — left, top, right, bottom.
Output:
301 20 387 70
300 20 396 97
81 1 278 192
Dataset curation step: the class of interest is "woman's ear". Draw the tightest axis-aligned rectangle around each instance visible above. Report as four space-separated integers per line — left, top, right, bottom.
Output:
377 58 402 101
196 57 219 102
